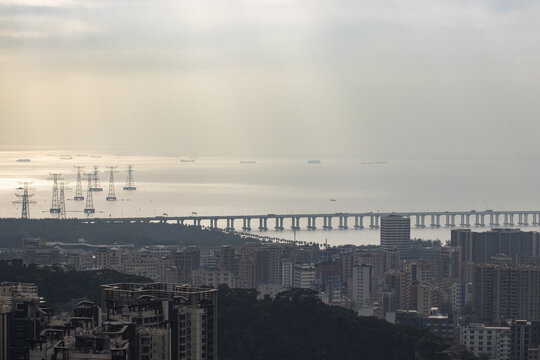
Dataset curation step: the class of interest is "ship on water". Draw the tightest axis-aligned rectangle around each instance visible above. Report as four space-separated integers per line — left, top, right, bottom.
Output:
16 158 31 162
307 159 321 164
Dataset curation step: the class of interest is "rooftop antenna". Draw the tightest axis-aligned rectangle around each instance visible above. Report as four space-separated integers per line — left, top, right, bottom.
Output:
106 166 117 201
13 182 36 219
49 173 63 214
91 166 103 192
123 165 136 191
74 166 84 201
84 173 95 215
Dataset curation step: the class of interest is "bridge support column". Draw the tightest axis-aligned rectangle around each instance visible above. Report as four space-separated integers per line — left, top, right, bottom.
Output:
242 218 251 231
307 217 316 230
324 216 333 230
494 214 500 226
291 217 300 230
260 217 268 231
339 216 348 229
480 214 485 226
445 214 451 227
533 213 538 226
354 216 364 229
507 213 514 226
522 213 529 226
226 218 235 231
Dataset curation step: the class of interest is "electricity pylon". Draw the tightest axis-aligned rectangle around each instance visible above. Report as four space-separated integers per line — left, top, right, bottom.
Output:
84 173 95 215
13 182 35 219
74 166 84 201
91 166 103 192
106 166 117 201
49 173 62 214
123 165 136 190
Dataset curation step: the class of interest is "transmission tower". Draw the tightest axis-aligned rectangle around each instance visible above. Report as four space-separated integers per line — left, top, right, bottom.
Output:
13 182 36 219
84 173 95 215
106 166 117 201
49 173 63 214
59 182 67 219
91 166 103 192
74 166 84 201
123 165 136 190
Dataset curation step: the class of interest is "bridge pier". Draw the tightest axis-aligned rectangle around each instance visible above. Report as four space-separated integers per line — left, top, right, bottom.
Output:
369 215 379 229
518 212 529 226
430 214 441 228
415 215 425 228
226 218 235 231
291 217 300 230
533 213 539 226
259 217 268 231
504 213 514 226
460 214 471 227
474 214 485 227
354 216 364 229
323 216 333 230
307 216 317 230
242 218 252 231
339 216 348 230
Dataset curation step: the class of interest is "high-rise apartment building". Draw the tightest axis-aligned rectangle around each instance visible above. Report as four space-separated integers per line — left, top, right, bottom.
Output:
101 282 218 360
380 215 411 259
473 264 540 323
293 263 315 289
351 265 372 309
460 323 511 360
451 229 540 263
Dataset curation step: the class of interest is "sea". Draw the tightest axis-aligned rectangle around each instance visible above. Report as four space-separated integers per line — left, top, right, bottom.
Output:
2 149 540 246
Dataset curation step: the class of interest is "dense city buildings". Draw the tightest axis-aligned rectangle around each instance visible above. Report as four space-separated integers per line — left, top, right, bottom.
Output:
0 282 217 360
9 225 540 360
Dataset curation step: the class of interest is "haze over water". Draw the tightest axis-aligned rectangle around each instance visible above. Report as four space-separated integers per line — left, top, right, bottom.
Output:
2 149 540 246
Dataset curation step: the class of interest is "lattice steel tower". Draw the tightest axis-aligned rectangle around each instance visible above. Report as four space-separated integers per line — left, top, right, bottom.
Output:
84 173 95 215
123 165 136 190
91 166 103 192
59 182 67 219
106 166 117 201
74 166 84 201
13 182 35 219
49 173 63 214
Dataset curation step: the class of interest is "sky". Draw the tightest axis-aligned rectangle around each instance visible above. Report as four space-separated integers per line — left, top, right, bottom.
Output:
0 0 539 159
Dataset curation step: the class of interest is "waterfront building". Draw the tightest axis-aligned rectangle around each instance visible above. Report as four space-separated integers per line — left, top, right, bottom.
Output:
380 215 411 259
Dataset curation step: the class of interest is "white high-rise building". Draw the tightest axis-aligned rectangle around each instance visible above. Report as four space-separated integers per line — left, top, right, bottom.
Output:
461 323 510 360
351 265 372 309
293 263 315 289
380 215 411 259
282 260 293 288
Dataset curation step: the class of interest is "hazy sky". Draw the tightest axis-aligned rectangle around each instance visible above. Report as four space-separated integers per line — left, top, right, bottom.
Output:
1 0 539 159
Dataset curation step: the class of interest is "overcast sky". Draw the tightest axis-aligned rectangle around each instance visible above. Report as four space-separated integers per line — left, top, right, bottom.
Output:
1 0 539 159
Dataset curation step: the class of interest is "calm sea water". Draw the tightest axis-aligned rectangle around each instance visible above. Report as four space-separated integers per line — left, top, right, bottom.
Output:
2 150 540 246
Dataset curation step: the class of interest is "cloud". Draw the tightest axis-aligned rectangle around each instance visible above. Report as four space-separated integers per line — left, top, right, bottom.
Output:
0 0 106 8
0 15 101 38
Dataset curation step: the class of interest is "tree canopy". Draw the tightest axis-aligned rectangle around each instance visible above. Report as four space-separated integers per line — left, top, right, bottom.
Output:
218 286 448 360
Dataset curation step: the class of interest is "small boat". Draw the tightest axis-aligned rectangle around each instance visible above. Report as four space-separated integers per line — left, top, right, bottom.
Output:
307 160 321 164
60 155 72 160
240 161 256 164
16 159 31 162
90 155 102 158
181 159 195 163
330 199 337 202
